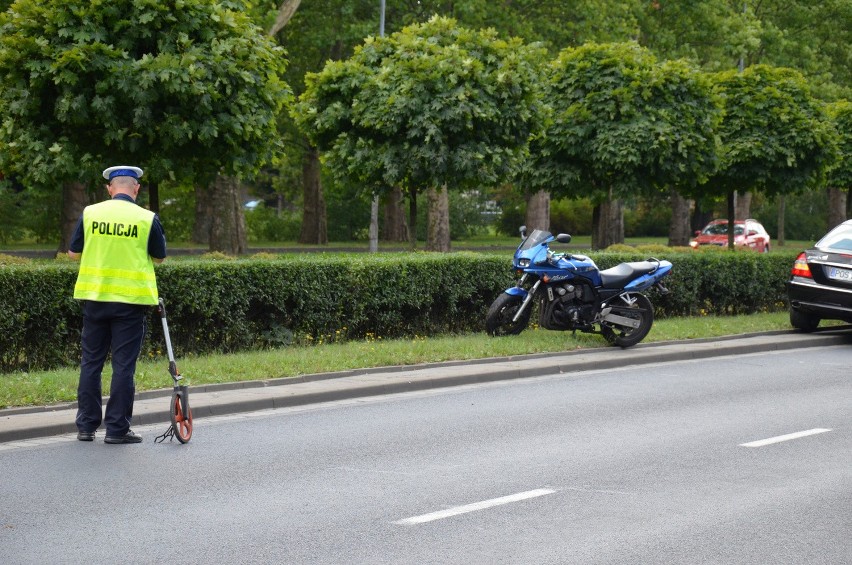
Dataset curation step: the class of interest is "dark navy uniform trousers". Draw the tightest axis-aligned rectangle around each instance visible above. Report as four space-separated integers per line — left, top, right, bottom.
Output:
76 301 148 436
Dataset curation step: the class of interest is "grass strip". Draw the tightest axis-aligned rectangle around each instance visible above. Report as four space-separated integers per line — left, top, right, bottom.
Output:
0 312 798 409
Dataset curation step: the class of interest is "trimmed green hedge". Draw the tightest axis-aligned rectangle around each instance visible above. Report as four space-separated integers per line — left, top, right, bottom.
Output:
591 251 795 318
0 251 797 372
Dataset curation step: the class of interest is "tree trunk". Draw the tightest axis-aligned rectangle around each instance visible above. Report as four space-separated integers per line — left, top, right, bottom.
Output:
726 191 736 249
383 186 408 242
408 187 418 249
58 181 88 253
827 187 848 229
298 146 328 245
425 185 451 252
524 190 550 232
268 0 302 36
691 201 714 234
209 175 248 255
148 181 160 214
735 190 752 220
777 194 786 247
591 189 623 250
369 196 379 252
668 188 692 247
848 189 852 219
192 184 212 245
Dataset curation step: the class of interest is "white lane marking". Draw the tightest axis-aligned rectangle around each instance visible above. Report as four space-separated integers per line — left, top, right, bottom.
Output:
739 428 832 448
394 488 556 525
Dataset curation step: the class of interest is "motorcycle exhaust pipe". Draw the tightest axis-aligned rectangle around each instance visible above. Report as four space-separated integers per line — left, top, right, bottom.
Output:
602 311 641 329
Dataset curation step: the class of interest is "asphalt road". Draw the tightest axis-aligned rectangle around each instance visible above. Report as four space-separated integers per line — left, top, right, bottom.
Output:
1 346 849 564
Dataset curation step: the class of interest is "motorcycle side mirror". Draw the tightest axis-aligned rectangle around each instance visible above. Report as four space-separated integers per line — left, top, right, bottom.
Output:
519 225 527 239
556 233 572 244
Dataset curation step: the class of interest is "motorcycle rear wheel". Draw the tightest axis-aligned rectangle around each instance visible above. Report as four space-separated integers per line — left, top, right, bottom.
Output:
486 293 531 336
601 293 654 348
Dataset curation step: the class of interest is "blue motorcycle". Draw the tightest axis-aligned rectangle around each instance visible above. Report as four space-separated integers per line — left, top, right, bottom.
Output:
486 227 673 348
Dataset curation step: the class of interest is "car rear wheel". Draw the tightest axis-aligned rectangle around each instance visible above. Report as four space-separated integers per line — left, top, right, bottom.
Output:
790 308 820 332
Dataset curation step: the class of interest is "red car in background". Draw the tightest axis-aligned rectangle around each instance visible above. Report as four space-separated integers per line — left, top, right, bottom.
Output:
689 219 771 252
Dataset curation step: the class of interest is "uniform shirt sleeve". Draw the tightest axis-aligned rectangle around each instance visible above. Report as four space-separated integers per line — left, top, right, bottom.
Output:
148 214 167 260
69 217 85 253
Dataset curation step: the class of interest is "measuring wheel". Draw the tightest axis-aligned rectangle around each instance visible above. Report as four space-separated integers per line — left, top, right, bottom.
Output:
170 387 193 443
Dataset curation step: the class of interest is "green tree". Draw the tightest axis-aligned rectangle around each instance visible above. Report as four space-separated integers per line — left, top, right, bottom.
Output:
638 1 757 69
745 0 852 101
528 42 721 249
261 0 380 245
636 1 852 238
636 1 851 100
263 1 647 245
0 178 24 244
294 15 546 251
0 0 291 253
826 101 852 228
705 65 836 248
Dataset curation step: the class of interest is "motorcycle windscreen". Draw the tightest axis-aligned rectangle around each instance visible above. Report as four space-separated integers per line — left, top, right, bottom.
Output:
519 230 551 251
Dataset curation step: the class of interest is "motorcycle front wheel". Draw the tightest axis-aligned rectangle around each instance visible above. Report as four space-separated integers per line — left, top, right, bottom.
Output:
601 293 654 348
486 293 531 336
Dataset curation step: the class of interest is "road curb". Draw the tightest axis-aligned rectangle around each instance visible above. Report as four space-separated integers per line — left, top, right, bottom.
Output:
1 331 850 443
0 328 815 417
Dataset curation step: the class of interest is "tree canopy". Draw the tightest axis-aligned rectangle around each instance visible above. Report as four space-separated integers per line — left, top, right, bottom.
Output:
529 42 721 199
294 15 546 194
0 0 291 188
826 101 852 191
708 65 836 198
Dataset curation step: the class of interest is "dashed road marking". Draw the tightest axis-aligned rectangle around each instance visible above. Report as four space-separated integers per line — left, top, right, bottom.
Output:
394 488 556 525
739 428 832 448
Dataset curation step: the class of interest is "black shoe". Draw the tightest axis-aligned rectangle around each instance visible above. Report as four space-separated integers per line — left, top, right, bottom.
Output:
77 431 95 442
104 430 143 444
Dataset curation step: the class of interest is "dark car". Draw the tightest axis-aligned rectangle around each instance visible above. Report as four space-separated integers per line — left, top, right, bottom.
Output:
786 219 852 331
689 219 771 252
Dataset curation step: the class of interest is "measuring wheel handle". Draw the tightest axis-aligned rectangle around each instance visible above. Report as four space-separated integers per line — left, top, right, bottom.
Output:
154 297 194 444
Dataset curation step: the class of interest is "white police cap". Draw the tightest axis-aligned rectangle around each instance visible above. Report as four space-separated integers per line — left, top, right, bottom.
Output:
103 165 144 180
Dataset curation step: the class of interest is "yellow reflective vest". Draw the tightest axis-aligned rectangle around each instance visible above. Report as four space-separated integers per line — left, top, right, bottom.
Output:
73 199 159 305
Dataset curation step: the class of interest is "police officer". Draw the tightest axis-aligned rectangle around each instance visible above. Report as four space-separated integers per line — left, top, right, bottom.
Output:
68 166 167 444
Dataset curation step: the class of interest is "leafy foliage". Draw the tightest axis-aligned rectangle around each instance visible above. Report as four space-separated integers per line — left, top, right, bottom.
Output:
826 101 852 189
529 42 721 200
635 0 852 101
0 179 25 244
0 0 292 187
397 0 643 52
293 15 547 194
707 65 837 197
0 254 512 371
636 0 757 70
746 0 852 101
588 250 794 317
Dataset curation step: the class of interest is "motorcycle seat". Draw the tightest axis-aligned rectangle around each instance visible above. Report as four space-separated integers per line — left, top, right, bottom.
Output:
599 261 659 289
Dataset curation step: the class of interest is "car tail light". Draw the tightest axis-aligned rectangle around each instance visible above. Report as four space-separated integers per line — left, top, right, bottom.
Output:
791 253 812 278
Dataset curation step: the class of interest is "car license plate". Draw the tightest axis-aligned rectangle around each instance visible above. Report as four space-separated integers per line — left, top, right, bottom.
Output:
827 266 852 282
